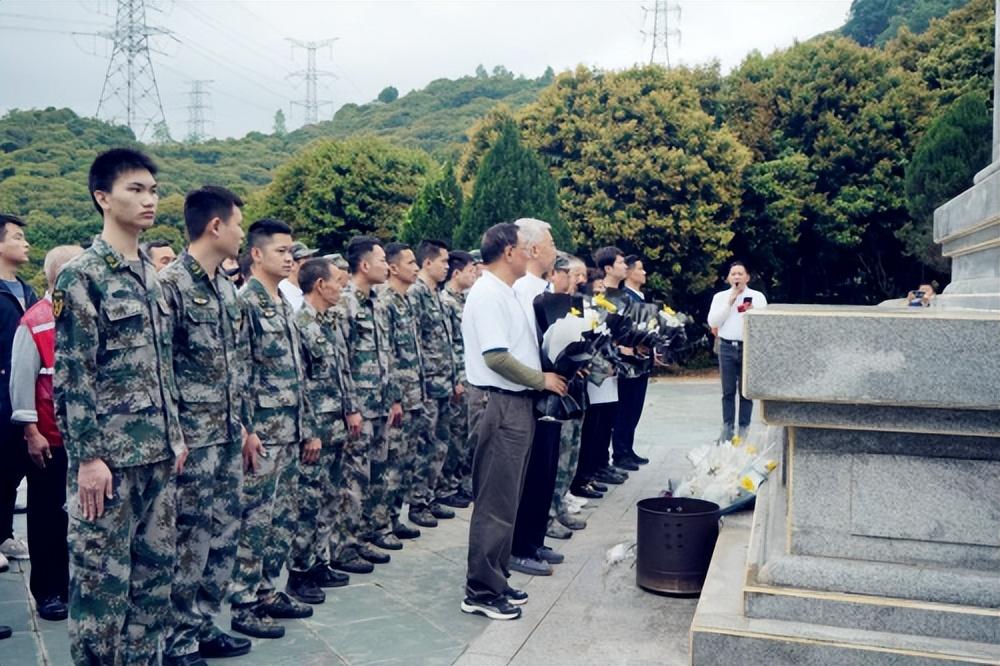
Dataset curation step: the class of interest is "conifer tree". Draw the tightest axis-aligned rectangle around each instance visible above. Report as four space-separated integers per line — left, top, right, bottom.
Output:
400 161 463 245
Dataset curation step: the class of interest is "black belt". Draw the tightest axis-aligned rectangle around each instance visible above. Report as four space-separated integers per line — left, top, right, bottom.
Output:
720 338 743 347
472 384 532 397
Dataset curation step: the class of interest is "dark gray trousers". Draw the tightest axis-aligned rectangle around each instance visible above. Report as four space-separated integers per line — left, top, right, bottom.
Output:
465 387 536 600
719 339 752 437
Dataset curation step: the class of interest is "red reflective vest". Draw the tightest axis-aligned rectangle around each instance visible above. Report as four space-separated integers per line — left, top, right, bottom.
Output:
20 299 62 447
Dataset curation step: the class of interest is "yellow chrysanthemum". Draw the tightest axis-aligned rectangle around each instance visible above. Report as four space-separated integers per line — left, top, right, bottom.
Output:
569 307 582 317
592 293 618 313
661 305 676 315
765 460 778 472
741 476 757 491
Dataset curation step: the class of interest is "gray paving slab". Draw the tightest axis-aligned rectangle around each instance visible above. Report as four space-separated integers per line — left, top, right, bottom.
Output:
0 376 736 666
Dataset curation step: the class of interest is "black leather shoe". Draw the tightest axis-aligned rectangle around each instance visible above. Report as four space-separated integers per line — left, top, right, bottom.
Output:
630 453 650 465
0 625 10 640
331 557 374 574
163 653 207 666
408 509 438 528
259 591 313 619
570 484 603 499
436 493 470 508
456 489 475 503
230 603 284 639
612 458 640 471
37 596 68 621
371 533 403 551
429 503 455 519
358 544 390 564
310 563 349 588
588 480 609 493
198 633 251 658
393 523 421 539
286 571 326 605
592 469 625 485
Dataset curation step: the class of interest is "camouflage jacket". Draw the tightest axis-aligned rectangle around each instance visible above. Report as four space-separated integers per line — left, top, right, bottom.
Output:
294 300 357 442
240 276 308 445
408 277 456 399
440 284 466 385
54 236 183 468
375 286 425 411
336 280 391 419
159 251 249 448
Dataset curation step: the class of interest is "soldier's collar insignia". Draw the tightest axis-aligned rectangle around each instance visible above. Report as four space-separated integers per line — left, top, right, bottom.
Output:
104 254 121 270
193 296 209 306
188 259 204 277
52 290 65 319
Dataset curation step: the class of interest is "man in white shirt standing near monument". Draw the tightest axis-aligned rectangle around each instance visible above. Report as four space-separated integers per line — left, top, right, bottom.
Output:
707 260 767 443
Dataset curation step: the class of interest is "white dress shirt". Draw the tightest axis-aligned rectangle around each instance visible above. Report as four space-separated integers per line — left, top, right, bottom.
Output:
707 287 767 341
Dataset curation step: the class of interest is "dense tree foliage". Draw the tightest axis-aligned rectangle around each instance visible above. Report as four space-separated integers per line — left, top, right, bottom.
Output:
900 91 992 272
398 161 463 246
842 0 971 46
246 137 431 253
453 119 569 251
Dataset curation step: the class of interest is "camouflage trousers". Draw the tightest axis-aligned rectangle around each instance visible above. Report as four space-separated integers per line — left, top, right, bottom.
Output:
288 426 346 573
166 441 242 658
229 442 297 605
550 418 583 518
437 394 472 497
369 408 421 537
363 416 399 540
408 396 451 508
68 459 176 666
330 420 373 563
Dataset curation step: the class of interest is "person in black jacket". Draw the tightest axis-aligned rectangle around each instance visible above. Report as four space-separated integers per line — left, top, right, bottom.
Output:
0 213 38 568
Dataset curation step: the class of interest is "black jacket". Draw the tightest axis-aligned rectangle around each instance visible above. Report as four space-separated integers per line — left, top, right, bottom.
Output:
0 277 39 421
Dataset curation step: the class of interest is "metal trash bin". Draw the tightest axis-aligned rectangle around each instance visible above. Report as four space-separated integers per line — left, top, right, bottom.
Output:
635 497 720 595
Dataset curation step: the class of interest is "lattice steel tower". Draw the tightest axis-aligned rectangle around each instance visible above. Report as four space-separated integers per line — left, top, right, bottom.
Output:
286 38 337 125
643 0 681 67
96 0 170 139
186 80 213 143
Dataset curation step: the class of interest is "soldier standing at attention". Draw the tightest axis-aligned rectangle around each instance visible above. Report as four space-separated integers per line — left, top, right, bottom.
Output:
229 219 317 639
407 240 460 527
372 242 426 550
159 186 252 664
437 250 478 506
54 148 187 664
331 236 396 572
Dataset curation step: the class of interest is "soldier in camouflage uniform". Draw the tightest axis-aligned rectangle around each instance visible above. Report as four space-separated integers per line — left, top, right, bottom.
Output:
229 219 319 639
373 243 426 549
54 149 185 665
407 240 461 526
437 251 478 503
160 186 254 663
332 236 397 570
287 257 360 594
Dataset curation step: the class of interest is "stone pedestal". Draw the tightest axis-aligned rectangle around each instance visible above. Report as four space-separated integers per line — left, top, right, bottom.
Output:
689 305 1000 665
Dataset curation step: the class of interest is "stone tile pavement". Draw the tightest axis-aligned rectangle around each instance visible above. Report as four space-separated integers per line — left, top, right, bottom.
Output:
0 377 736 665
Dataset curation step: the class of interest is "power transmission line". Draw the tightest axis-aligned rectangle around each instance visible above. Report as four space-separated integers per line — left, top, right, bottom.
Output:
286 37 337 126
642 0 681 68
185 79 212 142
96 0 173 139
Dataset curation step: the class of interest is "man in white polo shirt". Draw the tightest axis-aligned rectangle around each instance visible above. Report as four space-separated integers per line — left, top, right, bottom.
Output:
707 260 767 442
460 223 566 621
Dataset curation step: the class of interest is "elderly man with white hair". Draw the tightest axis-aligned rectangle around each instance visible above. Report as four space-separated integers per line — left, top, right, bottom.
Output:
9 244 84 622
507 217 567 577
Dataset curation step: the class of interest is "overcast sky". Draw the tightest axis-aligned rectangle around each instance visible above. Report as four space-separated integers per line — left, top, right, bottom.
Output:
0 0 853 140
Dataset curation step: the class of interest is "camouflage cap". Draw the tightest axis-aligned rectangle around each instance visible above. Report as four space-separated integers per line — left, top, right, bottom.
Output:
291 241 318 261
324 253 349 271
470 249 483 264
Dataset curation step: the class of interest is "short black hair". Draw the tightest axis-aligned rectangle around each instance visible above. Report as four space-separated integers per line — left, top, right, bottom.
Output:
416 239 449 267
238 250 253 280
480 223 519 264
384 241 411 264
593 246 624 271
446 250 474 281
624 254 643 269
0 213 26 242
345 235 382 273
247 218 292 251
729 260 749 273
299 257 333 294
141 240 173 254
184 185 244 241
88 148 158 216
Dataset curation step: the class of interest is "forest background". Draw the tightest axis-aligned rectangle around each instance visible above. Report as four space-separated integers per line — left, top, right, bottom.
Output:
0 0 994 325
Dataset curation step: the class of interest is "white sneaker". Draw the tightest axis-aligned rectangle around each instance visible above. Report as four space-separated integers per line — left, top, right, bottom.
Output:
0 537 29 560
14 478 26 512
565 492 588 507
564 503 581 515
0 551 8 572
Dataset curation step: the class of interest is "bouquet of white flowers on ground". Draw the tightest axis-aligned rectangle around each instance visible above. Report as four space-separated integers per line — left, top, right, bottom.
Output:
673 435 779 513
